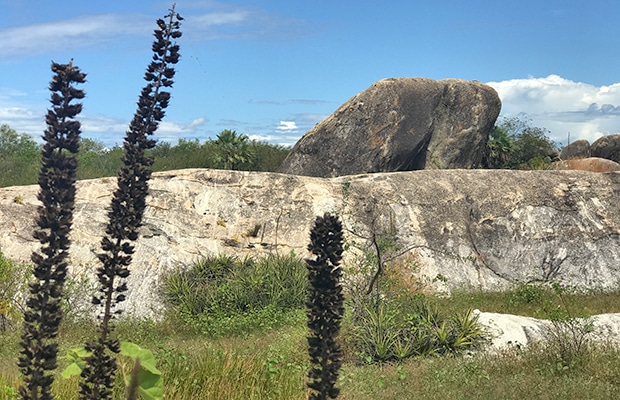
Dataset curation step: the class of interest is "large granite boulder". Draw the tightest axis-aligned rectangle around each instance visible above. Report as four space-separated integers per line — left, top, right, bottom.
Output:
277 78 501 177
1 168 619 318
560 139 590 160
591 133 620 163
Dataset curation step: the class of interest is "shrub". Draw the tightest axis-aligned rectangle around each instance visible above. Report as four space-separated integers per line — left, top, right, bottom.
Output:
160 253 309 336
483 116 558 170
540 282 594 371
349 293 485 363
341 210 485 363
0 252 30 332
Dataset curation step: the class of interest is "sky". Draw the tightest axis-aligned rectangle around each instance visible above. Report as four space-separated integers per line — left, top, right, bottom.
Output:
1 0 620 148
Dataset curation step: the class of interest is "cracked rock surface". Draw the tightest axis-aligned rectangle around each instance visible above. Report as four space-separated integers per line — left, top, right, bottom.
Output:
1 168 619 318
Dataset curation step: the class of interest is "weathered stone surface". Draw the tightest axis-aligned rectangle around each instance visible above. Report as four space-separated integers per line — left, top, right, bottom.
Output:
554 157 620 172
591 133 620 163
1 168 619 318
477 311 620 352
277 78 501 177
560 139 590 160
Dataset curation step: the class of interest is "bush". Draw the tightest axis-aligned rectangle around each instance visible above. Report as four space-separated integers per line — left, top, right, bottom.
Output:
540 282 594 371
348 293 485 363
0 251 30 332
483 116 558 170
160 253 308 336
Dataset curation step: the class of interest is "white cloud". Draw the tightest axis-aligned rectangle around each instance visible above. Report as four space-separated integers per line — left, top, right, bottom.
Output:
0 14 151 59
81 116 207 145
487 75 620 146
192 11 249 27
0 6 270 60
276 121 298 131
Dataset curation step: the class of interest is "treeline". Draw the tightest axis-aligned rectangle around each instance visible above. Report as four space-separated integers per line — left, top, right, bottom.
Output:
1 116 558 188
0 125 290 187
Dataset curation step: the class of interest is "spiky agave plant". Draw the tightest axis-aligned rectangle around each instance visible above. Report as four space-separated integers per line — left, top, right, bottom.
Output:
306 213 345 400
18 61 86 400
78 6 182 400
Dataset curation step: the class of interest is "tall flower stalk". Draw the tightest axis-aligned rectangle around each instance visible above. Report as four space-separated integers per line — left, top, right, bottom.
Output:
78 6 182 400
306 213 345 400
18 61 86 400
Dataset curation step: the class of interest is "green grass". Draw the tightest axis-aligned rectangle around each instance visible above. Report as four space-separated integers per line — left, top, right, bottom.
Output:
3 248 620 399
1 299 619 400
432 285 620 318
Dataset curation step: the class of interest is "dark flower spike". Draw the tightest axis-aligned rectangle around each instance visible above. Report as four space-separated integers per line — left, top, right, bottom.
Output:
306 213 345 400
18 61 86 400
78 6 181 400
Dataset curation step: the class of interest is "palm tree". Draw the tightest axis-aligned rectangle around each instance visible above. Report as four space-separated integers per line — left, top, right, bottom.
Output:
486 125 514 169
212 129 257 170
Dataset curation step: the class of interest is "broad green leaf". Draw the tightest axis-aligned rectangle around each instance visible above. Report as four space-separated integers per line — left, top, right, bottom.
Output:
120 341 161 375
61 347 92 379
120 341 164 400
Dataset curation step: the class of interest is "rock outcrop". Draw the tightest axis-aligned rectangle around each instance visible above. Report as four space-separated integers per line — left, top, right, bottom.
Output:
554 157 620 172
1 168 619 318
277 78 501 177
477 311 620 352
560 139 590 160
591 133 620 163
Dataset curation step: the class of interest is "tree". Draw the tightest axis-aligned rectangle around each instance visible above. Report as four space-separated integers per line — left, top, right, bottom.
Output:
484 116 558 170
79 137 106 154
485 125 514 169
0 124 40 159
0 125 41 187
211 129 256 170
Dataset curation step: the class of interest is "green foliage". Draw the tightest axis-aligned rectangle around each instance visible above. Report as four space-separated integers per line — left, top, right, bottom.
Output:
61 342 163 400
0 251 29 332
485 125 514 169
483 116 557 170
0 129 290 187
506 283 548 307
0 125 41 187
349 294 485 363
160 253 309 336
539 282 594 371
211 129 257 170
342 214 484 363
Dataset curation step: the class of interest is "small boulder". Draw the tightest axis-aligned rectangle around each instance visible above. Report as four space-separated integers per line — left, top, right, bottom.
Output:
560 139 590 160
591 133 620 163
553 157 620 172
277 77 501 177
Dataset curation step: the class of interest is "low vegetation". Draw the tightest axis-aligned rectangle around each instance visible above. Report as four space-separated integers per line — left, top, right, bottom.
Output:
0 125 291 188
2 250 620 399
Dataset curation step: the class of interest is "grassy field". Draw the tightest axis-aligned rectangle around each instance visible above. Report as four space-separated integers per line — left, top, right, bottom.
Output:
2 287 620 400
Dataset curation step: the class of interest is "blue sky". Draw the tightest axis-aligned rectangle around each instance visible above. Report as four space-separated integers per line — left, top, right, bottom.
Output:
1 0 620 148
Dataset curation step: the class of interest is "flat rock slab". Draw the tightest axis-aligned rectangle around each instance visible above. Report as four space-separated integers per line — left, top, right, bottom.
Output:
1 168 619 318
477 311 620 352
